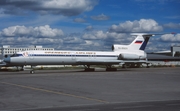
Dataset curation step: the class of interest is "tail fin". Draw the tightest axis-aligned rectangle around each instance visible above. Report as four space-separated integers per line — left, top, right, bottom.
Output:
129 34 155 50
112 33 158 52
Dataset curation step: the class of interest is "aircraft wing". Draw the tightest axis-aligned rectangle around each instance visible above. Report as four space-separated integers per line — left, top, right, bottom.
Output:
76 59 147 65
76 59 123 65
121 60 147 63
0 63 7 66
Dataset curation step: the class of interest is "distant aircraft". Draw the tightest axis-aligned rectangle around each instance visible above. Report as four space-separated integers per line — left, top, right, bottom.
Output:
2 33 157 73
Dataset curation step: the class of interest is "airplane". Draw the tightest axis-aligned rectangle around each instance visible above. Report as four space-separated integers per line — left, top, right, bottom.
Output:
2 33 157 73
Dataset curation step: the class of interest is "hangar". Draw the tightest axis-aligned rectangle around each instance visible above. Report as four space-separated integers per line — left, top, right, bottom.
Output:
171 46 180 57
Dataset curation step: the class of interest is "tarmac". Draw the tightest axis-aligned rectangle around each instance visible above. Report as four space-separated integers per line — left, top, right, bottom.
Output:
0 67 180 111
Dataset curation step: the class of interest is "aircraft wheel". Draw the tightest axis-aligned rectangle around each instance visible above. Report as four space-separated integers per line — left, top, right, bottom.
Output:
84 68 95 72
146 63 150 68
106 68 117 71
122 64 126 68
30 70 35 74
20 69 24 71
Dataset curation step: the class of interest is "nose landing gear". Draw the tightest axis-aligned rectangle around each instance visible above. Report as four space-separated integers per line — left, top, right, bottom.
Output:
30 70 35 74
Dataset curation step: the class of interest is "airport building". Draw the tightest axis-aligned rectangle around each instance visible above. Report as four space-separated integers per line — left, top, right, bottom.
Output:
171 46 180 57
0 45 54 59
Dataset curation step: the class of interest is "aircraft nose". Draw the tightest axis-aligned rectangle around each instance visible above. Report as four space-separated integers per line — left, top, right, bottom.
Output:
4 55 11 63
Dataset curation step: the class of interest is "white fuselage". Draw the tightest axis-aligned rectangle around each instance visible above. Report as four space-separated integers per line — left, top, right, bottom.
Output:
5 50 146 66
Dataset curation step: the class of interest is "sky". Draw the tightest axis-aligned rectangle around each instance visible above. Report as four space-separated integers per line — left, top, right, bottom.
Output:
0 0 180 52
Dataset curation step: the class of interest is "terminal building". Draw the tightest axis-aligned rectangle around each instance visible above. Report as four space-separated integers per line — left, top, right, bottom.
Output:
0 45 54 59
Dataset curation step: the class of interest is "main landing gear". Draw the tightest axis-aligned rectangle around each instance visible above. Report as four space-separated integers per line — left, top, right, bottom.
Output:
30 66 35 74
84 65 95 71
16 66 24 71
106 65 117 71
15 66 35 74
146 63 150 68
83 65 118 71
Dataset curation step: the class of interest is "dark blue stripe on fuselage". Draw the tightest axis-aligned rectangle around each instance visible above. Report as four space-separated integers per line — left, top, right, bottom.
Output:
14 54 118 58
32 54 117 57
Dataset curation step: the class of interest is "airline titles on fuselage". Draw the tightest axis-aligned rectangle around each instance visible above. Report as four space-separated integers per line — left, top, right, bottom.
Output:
22 51 97 57
44 51 96 55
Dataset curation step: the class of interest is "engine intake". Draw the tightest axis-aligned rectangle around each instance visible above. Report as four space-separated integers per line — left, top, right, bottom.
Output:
112 45 128 51
118 53 145 60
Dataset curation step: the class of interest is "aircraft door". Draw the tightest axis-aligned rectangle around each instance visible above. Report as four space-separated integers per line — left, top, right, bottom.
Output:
71 52 76 60
29 51 34 60
88 52 96 59
22 52 29 65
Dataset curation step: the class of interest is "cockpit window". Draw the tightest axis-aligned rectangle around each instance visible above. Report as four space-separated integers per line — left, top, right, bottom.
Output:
11 54 17 57
11 54 22 57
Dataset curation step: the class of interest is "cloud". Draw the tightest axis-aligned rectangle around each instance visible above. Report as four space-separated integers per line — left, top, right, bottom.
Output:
85 26 94 31
160 34 180 42
0 25 65 48
109 19 163 33
91 14 110 20
73 18 86 23
165 16 180 19
134 0 179 4
81 30 134 51
0 20 179 51
163 23 180 29
0 0 98 16
63 33 84 44
33 25 64 37
146 34 180 52
0 25 64 38
82 31 107 39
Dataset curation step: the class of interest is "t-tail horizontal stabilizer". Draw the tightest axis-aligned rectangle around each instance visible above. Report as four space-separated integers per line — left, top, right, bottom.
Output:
112 33 161 52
